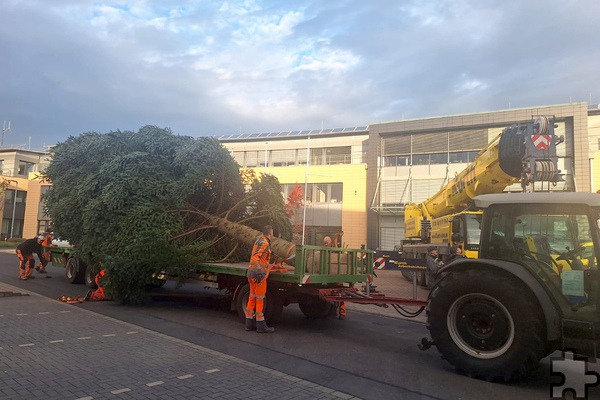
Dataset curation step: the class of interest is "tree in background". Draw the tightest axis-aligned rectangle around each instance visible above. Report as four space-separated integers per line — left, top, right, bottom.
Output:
284 184 304 244
42 126 291 303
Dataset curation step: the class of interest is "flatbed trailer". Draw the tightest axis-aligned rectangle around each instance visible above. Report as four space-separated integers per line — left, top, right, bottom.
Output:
45 243 426 322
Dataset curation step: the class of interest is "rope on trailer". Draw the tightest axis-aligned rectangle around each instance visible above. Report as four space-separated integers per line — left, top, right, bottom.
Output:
392 304 425 318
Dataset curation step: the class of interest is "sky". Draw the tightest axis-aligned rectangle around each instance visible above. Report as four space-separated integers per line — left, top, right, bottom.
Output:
1 0 599 149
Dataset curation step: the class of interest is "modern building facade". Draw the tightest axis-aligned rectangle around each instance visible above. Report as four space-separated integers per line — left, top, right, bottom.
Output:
0 149 51 239
221 102 600 250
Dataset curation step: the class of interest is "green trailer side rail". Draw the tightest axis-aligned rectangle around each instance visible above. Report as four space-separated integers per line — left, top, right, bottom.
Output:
186 245 374 285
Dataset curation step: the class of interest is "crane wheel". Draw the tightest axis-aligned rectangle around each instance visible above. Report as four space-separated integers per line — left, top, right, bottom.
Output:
427 269 545 381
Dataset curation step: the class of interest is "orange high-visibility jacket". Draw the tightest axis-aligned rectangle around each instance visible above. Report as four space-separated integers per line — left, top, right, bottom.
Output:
249 235 272 271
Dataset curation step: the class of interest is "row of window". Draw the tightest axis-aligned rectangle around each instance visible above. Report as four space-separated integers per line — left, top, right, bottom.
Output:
383 151 480 167
0 159 37 176
281 183 343 203
233 147 364 168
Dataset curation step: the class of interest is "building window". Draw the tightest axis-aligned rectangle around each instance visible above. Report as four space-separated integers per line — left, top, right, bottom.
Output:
18 161 35 176
412 154 429 165
283 183 343 203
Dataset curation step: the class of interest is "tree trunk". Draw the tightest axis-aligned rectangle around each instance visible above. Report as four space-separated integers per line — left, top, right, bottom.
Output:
195 210 296 261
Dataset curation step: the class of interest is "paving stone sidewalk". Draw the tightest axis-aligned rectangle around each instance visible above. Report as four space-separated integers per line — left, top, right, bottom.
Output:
0 282 360 400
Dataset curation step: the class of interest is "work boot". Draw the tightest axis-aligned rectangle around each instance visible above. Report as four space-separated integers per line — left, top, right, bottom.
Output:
256 320 274 333
245 318 256 331
19 268 28 280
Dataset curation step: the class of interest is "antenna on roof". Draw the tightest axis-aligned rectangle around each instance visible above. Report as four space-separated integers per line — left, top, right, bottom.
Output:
1 121 11 147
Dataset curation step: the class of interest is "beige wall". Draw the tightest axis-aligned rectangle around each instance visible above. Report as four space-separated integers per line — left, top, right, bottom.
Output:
256 163 368 248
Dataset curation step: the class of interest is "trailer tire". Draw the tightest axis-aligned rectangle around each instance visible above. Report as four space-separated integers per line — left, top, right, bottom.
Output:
65 257 84 284
84 266 97 289
298 295 334 319
236 283 284 325
427 269 545 382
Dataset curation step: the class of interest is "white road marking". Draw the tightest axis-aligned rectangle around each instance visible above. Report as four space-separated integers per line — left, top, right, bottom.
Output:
205 369 220 374
78 337 92 340
49 340 64 343
102 334 116 337
60 310 71 313
126 331 138 334
110 388 131 394
146 381 164 387
19 343 34 347
39 312 51 314
75 397 94 400
177 374 194 379
16 313 28 316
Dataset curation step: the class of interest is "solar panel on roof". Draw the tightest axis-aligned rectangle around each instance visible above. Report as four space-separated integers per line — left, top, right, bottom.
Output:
321 128 333 133
248 133 261 138
332 128 343 132
356 126 368 130
257 132 270 137
299 130 310 135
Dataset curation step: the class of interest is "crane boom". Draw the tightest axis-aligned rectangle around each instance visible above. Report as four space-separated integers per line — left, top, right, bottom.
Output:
404 116 563 241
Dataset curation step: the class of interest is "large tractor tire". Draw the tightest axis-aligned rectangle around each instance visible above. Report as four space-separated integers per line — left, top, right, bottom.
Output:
427 269 546 382
236 283 284 325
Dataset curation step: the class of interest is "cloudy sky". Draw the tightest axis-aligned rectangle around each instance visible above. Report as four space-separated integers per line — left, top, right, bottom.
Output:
1 0 599 149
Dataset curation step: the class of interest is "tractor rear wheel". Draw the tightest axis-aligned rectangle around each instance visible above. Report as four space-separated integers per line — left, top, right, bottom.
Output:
427 269 545 381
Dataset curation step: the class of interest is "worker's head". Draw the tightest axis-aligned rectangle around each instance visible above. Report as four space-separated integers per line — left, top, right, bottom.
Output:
323 236 332 247
427 245 438 255
455 246 463 255
262 225 274 238
37 233 48 243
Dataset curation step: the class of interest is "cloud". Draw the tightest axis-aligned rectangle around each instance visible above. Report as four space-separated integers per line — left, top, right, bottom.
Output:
0 0 599 148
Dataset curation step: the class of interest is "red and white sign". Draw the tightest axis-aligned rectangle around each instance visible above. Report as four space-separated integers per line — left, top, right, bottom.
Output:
373 257 386 270
532 134 551 150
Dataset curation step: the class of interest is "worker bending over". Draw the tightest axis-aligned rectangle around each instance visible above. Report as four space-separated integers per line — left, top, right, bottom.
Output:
16 233 50 280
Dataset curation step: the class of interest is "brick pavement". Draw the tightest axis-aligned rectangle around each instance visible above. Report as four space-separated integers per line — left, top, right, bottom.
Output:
0 281 361 400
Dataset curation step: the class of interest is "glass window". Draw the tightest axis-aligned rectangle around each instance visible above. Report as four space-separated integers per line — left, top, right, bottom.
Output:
330 184 343 203
412 154 429 165
449 151 469 163
430 153 447 164
18 161 35 175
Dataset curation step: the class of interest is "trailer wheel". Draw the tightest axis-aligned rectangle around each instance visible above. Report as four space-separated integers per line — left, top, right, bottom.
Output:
65 257 84 284
298 295 334 319
236 283 284 325
427 269 545 381
84 266 97 289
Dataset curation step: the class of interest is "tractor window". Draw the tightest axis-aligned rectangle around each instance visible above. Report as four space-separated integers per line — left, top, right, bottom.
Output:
465 214 481 252
511 212 596 305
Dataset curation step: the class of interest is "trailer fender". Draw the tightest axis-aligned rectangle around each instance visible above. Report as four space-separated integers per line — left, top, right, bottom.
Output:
441 259 561 341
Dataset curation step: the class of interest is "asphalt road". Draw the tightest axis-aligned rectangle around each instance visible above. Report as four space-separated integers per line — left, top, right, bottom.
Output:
0 251 581 400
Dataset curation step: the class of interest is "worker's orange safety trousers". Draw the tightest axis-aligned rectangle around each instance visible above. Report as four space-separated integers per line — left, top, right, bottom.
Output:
89 270 107 301
16 250 34 280
245 277 268 322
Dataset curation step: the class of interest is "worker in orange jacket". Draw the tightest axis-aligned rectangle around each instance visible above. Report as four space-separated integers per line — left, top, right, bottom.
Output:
16 233 49 280
245 225 275 333
36 233 53 273
86 269 108 301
